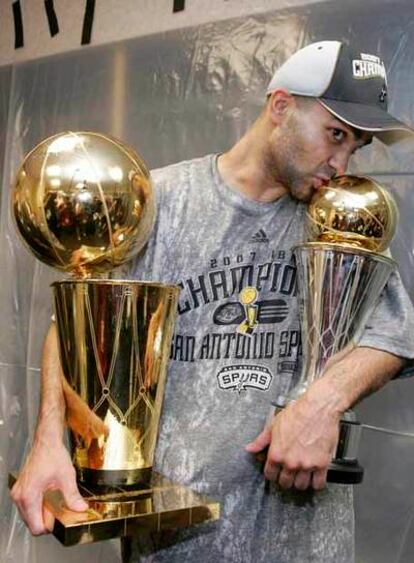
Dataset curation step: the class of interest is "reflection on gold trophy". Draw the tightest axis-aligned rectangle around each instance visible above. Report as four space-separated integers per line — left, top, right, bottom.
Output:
276 175 398 484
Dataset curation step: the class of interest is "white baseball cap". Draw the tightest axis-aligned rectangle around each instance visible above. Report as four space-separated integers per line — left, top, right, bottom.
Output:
267 41 414 143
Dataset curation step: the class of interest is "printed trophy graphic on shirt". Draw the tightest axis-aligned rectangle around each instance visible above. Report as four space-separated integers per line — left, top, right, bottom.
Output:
238 286 259 335
276 175 398 484
10 132 220 545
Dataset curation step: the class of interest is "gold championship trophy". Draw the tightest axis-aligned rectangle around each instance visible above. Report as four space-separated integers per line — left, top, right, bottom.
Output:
275 175 398 484
9 132 219 545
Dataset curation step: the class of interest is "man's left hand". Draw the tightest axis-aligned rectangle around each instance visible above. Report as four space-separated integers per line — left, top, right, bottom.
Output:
245 393 341 490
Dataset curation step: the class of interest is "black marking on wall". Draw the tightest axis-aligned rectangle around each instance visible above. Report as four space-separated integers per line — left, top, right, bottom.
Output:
173 0 186 13
81 0 95 45
44 0 59 37
12 1 24 49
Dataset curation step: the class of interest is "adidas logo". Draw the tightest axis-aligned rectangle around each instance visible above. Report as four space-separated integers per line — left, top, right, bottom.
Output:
251 229 269 243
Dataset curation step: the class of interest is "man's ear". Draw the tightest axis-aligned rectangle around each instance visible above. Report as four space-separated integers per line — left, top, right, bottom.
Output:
267 89 296 125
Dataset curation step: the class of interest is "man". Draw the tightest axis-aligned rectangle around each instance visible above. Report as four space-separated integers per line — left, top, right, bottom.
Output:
11 41 414 562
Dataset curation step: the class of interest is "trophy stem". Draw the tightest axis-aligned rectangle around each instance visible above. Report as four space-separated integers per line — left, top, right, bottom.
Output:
52 279 180 488
286 242 395 403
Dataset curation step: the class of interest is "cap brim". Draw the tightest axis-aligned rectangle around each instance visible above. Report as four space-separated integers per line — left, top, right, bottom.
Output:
319 98 414 144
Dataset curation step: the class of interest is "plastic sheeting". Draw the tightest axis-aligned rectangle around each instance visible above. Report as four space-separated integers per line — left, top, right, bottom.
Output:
2 1 414 561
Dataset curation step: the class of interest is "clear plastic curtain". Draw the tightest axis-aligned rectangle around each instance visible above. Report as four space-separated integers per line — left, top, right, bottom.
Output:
2 1 414 561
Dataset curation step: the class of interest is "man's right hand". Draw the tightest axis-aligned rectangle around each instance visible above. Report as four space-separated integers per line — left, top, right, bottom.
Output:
11 438 88 535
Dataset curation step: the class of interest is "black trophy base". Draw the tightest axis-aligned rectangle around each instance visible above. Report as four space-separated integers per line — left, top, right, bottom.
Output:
328 415 364 484
327 459 364 484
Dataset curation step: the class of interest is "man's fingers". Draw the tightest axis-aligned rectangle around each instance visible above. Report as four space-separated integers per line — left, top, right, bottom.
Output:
43 505 55 533
18 492 48 535
311 468 328 490
277 468 296 489
245 427 272 453
263 460 281 482
59 477 88 512
294 470 312 491
263 463 325 491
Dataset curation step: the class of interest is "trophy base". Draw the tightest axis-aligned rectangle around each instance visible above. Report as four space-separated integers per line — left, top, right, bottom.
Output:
9 471 220 547
76 467 152 489
328 415 364 484
327 459 364 484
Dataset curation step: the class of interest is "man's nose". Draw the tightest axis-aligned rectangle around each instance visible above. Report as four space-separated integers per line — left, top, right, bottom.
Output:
328 151 350 177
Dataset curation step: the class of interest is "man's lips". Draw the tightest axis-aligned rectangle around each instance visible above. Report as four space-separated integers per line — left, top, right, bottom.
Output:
312 176 331 189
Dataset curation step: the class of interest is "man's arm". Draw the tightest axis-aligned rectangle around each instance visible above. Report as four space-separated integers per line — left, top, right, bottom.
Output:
10 323 87 535
246 346 404 490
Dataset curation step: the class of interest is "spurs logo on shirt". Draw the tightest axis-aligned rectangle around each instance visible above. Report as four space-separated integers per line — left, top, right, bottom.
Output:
217 365 272 393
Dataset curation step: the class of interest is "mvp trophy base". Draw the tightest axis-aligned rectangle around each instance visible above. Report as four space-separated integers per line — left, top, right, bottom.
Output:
327 459 364 484
327 416 364 485
9 472 220 547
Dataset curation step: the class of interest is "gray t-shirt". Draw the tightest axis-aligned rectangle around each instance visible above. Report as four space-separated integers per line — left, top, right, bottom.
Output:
123 154 414 563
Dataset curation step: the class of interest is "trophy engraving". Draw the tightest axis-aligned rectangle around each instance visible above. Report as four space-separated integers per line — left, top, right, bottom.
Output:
277 175 398 484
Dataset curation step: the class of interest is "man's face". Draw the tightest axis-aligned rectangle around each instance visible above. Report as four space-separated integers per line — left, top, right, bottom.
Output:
269 98 372 202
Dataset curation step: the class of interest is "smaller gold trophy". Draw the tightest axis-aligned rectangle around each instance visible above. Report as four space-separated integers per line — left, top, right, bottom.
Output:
238 287 259 335
276 175 398 484
10 132 219 545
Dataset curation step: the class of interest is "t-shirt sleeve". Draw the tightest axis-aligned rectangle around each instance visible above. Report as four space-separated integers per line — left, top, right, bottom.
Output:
358 268 414 376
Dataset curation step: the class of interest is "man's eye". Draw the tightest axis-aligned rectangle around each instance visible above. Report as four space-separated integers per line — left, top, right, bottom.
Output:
331 128 345 142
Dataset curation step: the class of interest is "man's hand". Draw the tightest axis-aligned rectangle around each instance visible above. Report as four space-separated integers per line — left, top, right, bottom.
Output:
246 392 341 491
246 347 405 491
11 437 87 535
11 323 91 535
